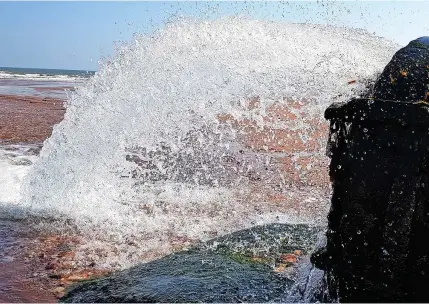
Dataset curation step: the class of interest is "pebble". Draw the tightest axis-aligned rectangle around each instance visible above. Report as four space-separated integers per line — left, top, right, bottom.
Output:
52 286 65 298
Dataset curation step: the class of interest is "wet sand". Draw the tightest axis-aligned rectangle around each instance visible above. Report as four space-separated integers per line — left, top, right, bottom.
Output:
0 220 57 303
0 94 65 144
0 219 109 302
31 86 75 93
0 79 77 100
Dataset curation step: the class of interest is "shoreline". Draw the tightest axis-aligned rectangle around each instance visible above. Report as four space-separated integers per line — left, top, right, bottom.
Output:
0 80 83 302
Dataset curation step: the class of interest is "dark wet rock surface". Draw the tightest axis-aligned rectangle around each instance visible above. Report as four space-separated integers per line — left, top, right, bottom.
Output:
314 37 429 302
319 97 429 302
373 36 429 102
61 223 325 303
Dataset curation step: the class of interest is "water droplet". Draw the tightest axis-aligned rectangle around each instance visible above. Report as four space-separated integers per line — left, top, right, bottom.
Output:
357 230 361 235
337 165 342 169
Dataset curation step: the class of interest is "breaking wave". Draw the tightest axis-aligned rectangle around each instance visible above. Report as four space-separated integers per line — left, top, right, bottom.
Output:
17 18 398 268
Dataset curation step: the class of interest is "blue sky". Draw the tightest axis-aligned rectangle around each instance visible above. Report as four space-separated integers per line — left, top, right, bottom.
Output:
0 1 428 71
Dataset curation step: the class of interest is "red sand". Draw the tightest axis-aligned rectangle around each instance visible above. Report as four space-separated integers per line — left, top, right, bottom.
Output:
0 220 108 302
0 254 58 303
0 94 65 144
0 220 57 303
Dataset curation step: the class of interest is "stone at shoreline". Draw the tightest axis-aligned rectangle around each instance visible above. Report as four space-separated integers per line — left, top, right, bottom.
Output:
61 223 324 303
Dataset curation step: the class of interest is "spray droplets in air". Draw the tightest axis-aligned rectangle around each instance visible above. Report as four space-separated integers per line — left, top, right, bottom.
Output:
20 17 398 267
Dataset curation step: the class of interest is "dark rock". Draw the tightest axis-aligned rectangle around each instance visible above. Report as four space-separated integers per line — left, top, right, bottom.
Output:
61 223 324 303
284 234 328 303
313 38 429 302
283 257 326 303
202 223 321 255
317 97 429 302
62 253 290 303
373 36 429 102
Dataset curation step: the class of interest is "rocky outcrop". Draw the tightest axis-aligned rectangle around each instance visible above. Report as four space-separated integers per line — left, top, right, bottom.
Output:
312 37 429 302
314 98 429 302
373 37 429 102
61 224 324 303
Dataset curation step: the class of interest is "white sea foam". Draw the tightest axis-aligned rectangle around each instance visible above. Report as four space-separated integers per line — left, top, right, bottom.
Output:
15 18 399 268
0 144 39 211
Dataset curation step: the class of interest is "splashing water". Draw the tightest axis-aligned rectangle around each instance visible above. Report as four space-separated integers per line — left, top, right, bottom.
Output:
17 18 398 268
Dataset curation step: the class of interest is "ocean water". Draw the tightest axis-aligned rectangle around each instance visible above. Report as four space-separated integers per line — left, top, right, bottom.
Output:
0 67 89 99
0 79 79 99
1 18 400 269
0 67 95 81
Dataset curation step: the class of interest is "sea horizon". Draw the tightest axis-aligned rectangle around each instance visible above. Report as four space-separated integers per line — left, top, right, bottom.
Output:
0 66 96 78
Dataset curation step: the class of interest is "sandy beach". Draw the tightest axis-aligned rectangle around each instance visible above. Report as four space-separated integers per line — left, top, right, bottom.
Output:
0 77 71 145
0 94 65 144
